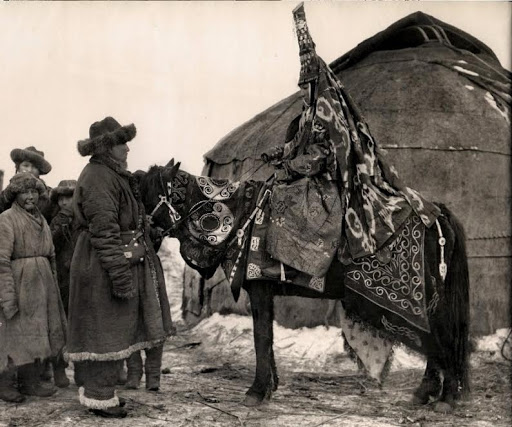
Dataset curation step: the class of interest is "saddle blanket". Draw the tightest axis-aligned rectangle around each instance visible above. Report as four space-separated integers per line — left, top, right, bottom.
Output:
345 215 430 333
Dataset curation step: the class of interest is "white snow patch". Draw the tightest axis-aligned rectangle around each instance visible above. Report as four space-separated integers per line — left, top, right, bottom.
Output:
159 238 186 323
189 313 427 372
465 85 475 91
476 327 511 353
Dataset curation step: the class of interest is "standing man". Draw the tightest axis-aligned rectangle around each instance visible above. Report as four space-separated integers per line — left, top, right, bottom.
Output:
49 180 78 388
66 117 173 418
0 173 67 402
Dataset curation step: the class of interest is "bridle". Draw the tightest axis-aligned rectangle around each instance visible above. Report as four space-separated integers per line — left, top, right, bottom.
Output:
146 170 181 237
146 166 275 239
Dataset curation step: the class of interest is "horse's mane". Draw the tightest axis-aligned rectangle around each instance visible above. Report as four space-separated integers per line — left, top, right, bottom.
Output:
138 165 163 204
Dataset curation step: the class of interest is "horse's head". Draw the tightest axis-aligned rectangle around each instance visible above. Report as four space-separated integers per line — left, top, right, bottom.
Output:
137 158 183 236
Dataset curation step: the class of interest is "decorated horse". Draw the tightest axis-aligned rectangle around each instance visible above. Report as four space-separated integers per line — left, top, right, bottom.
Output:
138 5 470 413
137 157 470 413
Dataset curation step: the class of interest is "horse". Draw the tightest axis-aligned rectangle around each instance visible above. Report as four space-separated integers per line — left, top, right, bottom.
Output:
137 160 470 413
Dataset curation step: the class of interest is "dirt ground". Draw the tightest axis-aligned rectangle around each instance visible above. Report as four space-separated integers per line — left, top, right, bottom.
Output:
2 247 510 427
0 323 510 427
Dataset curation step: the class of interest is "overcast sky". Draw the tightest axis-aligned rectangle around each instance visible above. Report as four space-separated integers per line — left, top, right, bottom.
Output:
0 1 510 188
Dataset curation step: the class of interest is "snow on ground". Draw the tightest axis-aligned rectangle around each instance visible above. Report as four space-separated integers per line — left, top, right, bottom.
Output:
159 238 512 372
189 313 427 372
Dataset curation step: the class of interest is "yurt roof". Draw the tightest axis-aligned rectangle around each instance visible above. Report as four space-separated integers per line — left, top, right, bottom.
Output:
204 11 510 166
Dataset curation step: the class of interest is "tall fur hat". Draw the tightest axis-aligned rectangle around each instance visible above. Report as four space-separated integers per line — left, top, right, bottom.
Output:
10 146 52 175
3 172 47 205
50 179 77 203
77 116 136 157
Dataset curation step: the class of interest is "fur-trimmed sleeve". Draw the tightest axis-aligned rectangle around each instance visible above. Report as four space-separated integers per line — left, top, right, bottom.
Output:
0 214 19 319
79 174 134 299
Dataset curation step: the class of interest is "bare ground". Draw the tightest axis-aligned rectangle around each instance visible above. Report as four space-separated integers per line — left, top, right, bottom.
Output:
0 325 510 427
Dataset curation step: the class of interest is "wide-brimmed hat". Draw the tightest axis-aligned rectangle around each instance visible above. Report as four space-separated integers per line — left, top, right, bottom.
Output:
3 172 47 206
10 146 52 175
50 179 77 203
77 116 136 157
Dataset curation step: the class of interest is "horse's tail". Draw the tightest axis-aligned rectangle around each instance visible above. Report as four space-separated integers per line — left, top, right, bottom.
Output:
439 204 471 397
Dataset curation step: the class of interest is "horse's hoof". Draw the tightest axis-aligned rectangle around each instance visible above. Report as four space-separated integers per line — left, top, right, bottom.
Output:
433 401 454 414
243 393 264 407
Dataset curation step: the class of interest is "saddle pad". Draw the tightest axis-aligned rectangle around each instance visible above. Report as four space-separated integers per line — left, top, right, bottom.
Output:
344 215 430 333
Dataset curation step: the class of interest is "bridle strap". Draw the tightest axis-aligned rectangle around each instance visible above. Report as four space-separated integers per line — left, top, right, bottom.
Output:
146 171 181 229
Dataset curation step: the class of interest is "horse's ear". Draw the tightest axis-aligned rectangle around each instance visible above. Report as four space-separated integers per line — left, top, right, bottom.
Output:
165 158 175 168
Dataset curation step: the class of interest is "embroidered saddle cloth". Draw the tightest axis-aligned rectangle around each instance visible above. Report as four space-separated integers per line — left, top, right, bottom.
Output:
168 170 263 278
344 214 430 333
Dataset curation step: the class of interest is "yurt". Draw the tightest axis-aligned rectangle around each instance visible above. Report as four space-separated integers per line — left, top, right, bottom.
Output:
182 12 511 336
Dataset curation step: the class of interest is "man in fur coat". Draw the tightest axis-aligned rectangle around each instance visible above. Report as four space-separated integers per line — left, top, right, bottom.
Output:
66 117 174 418
0 173 67 403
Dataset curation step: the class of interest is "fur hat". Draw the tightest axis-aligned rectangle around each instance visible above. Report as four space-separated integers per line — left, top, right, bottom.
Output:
3 173 47 205
77 116 136 157
50 179 77 203
10 146 52 175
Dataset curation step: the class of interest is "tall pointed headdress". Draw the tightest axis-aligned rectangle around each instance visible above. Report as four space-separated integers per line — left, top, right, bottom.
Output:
293 3 320 86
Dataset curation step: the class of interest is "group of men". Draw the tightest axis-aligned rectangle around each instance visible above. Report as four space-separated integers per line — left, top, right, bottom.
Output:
0 117 174 418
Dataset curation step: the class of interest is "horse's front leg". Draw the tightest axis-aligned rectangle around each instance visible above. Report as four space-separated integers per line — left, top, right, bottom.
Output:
243 280 275 406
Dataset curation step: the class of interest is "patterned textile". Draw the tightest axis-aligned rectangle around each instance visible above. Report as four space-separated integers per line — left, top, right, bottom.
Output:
246 198 326 293
282 5 441 262
168 170 263 279
267 176 342 277
344 215 430 333
339 303 393 383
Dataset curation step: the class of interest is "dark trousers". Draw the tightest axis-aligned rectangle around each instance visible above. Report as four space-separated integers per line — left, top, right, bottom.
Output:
78 360 122 409
127 345 163 387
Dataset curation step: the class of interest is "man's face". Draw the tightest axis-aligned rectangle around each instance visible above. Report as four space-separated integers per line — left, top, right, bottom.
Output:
15 189 39 212
58 195 73 211
110 143 130 166
17 161 40 178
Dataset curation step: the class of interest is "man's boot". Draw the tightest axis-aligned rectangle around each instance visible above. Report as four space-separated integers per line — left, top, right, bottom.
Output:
116 361 127 386
18 363 57 397
125 351 143 389
40 359 53 382
53 356 70 388
90 406 127 418
145 345 163 392
74 361 85 387
0 369 25 403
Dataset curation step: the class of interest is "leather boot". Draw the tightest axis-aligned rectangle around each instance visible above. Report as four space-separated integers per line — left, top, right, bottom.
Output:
40 359 53 382
145 345 163 392
125 352 142 390
90 406 127 418
73 361 85 387
53 357 70 388
0 370 25 403
18 363 56 397
116 361 127 386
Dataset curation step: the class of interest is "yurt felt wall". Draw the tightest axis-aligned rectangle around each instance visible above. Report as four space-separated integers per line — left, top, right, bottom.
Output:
182 12 511 335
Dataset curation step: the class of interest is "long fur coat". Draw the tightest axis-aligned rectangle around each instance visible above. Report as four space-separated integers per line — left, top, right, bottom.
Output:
65 156 173 362
0 203 67 372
